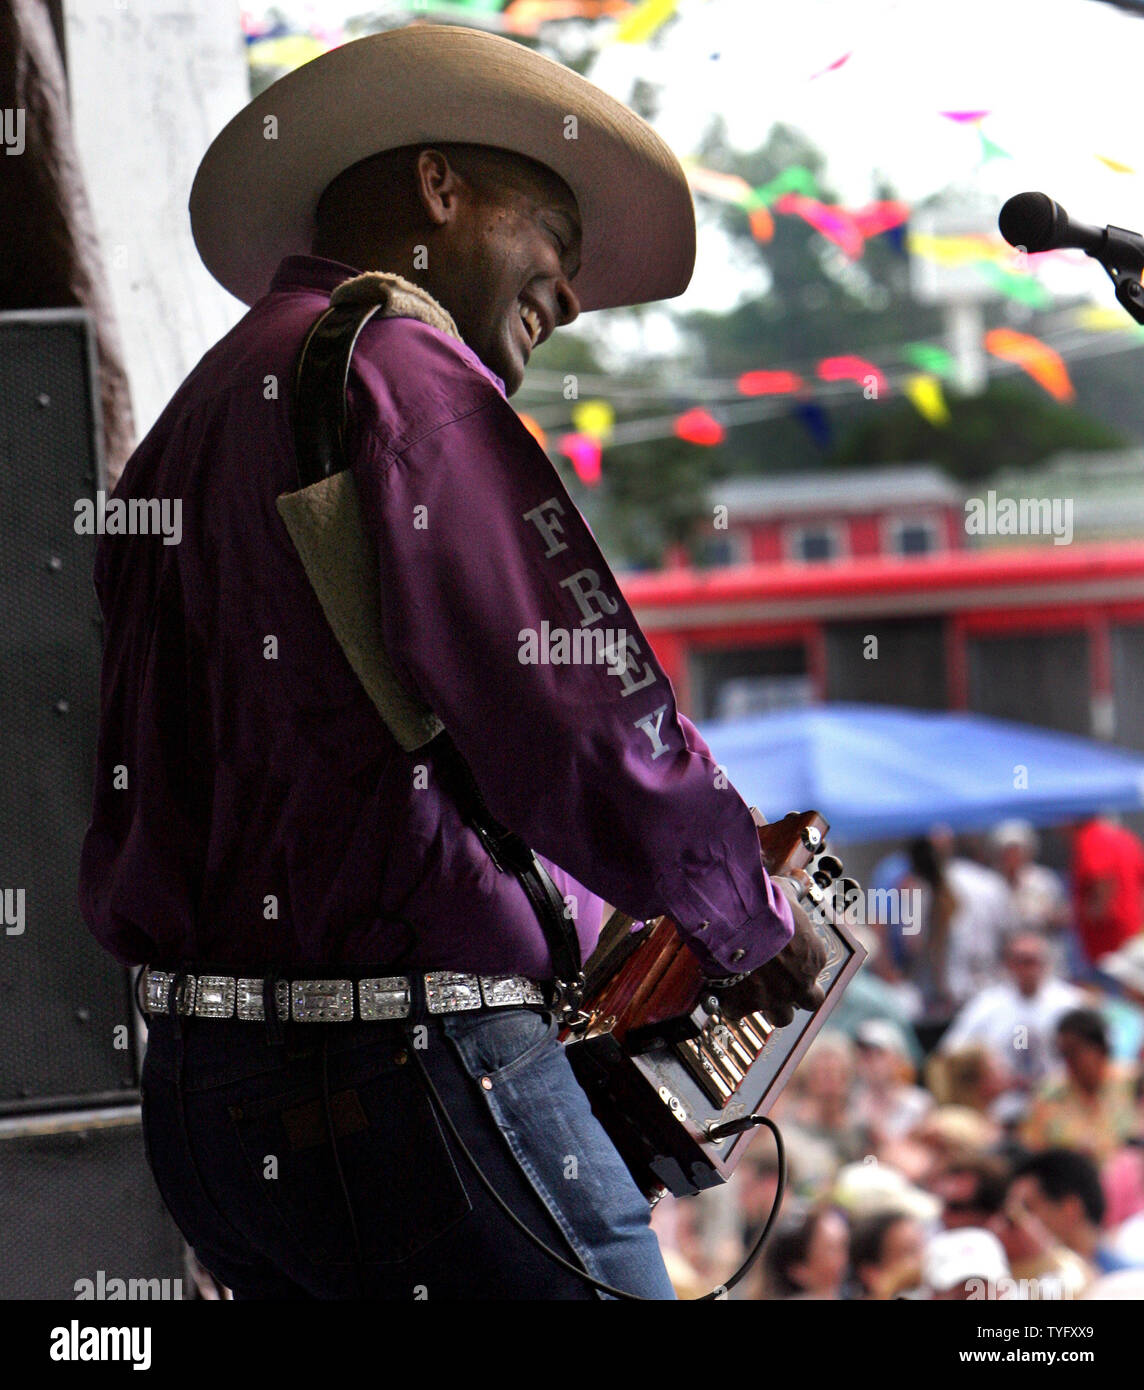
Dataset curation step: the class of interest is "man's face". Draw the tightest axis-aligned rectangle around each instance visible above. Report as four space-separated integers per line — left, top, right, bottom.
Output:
1007 1174 1079 1249
430 151 582 395
1056 1030 1105 1090
1006 938 1048 997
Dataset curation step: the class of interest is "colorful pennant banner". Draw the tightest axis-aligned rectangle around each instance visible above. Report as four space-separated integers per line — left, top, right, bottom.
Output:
983 329 1075 402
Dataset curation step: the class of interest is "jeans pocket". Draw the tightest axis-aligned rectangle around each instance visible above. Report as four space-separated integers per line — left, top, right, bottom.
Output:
444 1009 558 1085
223 1049 472 1268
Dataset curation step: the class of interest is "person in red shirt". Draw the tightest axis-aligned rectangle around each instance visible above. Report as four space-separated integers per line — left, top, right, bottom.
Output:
1070 816 1144 965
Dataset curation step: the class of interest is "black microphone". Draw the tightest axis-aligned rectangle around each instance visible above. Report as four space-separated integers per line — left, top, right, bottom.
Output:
998 191 1144 274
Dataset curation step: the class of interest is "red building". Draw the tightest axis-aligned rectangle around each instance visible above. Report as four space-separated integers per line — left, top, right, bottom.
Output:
681 465 966 569
623 540 1144 747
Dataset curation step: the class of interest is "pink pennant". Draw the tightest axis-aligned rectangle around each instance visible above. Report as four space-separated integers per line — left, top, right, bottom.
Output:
941 110 990 124
810 51 851 79
774 194 864 259
558 432 602 486
850 200 910 237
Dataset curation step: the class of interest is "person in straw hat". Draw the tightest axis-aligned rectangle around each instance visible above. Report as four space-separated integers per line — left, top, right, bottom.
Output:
79 24 824 1299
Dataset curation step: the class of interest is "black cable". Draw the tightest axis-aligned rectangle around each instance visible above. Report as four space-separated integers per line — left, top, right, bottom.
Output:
409 1041 786 1302
320 1031 368 1298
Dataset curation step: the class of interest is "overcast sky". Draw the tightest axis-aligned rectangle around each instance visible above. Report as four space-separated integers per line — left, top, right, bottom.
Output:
578 0 1144 315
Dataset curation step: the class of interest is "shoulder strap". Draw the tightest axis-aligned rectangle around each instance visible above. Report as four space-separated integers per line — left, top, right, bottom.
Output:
292 300 384 488
289 291 583 992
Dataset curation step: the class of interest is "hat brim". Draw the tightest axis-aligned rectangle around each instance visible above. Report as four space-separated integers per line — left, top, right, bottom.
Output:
189 25 696 313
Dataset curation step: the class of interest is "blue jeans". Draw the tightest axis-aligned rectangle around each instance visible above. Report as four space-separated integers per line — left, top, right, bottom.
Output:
140 1005 675 1300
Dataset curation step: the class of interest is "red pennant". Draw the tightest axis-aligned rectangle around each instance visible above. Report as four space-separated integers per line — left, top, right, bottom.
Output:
674 408 725 446
816 355 887 395
738 370 804 396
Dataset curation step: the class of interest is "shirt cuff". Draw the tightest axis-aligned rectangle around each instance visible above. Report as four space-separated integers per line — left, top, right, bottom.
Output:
654 861 795 978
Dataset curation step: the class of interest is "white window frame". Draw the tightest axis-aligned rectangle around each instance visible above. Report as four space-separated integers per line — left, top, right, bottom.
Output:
882 512 943 558
783 520 848 564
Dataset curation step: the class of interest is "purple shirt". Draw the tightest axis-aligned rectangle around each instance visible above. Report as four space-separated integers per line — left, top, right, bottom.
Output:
78 254 793 979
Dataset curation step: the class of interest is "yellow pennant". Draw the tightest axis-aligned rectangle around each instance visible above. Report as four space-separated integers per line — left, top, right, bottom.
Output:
616 0 678 44
904 374 951 427
571 399 615 442
1096 154 1136 174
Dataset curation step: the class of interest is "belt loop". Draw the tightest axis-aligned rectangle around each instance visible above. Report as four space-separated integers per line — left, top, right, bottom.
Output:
263 968 285 1046
407 972 428 1024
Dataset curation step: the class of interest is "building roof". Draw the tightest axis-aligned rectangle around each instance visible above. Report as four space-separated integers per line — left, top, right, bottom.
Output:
709 464 962 520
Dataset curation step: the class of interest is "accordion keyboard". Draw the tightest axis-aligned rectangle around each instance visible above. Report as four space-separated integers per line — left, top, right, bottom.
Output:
677 1011 777 1106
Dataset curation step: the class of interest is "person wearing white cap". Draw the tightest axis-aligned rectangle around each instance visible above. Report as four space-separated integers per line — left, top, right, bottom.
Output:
989 820 1069 938
923 1227 1011 1299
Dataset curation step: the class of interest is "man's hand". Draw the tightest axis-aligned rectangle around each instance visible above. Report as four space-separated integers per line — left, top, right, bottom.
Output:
710 877 828 1027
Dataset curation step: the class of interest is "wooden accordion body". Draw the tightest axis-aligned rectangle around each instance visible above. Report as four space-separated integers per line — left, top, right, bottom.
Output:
563 811 867 1200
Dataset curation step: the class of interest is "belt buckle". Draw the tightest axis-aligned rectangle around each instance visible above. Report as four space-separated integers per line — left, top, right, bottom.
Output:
144 969 174 1015
235 978 266 1022
291 979 354 1022
425 972 482 1014
480 975 546 1008
194 975 237 1019
358 976 411 1021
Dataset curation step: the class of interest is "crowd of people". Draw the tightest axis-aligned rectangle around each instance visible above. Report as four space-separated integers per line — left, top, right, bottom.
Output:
651 814 1144 1300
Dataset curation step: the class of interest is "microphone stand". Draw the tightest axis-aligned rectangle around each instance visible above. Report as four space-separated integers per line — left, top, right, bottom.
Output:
1102 259 1144 325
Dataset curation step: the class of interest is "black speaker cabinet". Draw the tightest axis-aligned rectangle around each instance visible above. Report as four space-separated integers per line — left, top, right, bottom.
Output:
0 309 138 1111
0 1105 185 1299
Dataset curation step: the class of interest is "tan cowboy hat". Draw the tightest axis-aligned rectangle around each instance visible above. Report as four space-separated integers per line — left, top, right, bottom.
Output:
189 24 696 312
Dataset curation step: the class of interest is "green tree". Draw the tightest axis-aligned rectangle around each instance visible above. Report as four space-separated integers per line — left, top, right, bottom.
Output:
830 377 1127 480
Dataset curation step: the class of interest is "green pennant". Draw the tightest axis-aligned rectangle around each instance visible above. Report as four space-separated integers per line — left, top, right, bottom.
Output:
901 342 956 378
978 131 1012 162
746 165 821 207
979 262 1053 307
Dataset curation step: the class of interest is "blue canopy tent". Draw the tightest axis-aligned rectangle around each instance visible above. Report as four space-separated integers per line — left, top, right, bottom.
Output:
695 704 1144 843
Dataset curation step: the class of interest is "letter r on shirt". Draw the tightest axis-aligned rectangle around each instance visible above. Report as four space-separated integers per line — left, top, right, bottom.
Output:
559 568 620 626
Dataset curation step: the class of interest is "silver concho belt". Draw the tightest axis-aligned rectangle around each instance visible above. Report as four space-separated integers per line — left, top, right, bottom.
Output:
141 967 547 1022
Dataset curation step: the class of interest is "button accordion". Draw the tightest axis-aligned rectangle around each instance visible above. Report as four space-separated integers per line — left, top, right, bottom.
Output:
563 810 866 1200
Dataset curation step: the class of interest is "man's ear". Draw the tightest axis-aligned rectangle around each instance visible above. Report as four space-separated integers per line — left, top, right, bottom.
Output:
415 148 466 228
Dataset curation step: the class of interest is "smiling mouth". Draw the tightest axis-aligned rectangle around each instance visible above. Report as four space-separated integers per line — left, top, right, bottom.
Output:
518 301 543 350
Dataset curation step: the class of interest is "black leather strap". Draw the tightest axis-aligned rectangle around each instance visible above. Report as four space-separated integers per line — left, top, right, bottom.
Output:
291 301 383 488
290 301 583 991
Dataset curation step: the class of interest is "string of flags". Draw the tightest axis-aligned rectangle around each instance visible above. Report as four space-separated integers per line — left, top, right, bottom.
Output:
515 308 1138 485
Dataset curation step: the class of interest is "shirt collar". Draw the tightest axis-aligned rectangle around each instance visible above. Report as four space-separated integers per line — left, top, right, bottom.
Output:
269 253 364 296
267 254 506 397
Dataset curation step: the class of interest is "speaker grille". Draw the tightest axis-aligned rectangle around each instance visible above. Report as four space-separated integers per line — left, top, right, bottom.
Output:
0 310 136 1108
